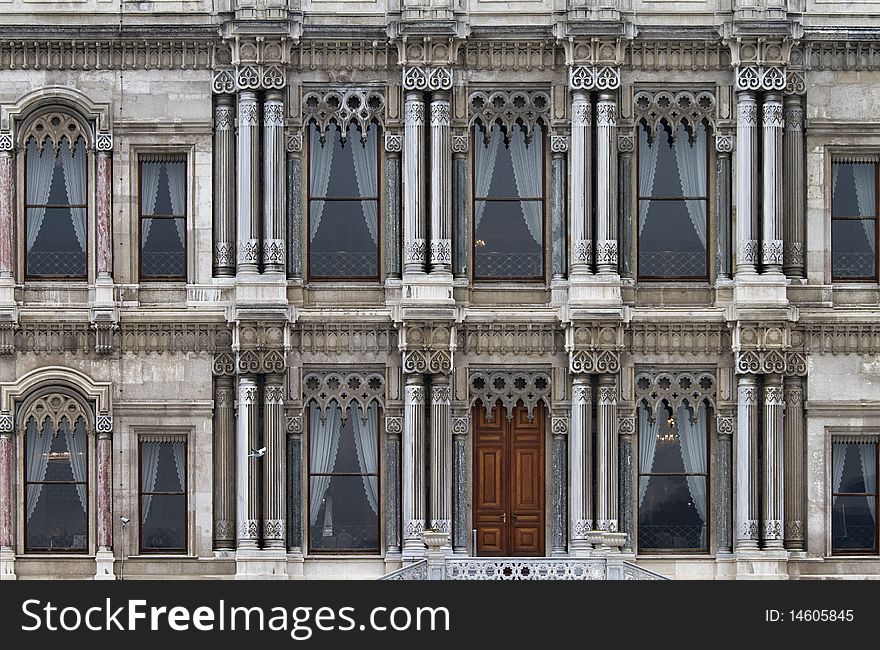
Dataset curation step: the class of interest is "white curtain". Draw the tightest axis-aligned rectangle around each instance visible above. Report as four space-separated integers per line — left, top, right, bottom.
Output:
852 163 876 253
857 443 877 523
171 441 185 493
832 163 840 197
474 124 502 230
638 405 660 506
674 127 708 248
638 128 660 236
64 419 88 515
309 401 343 526
25 419 54 521
677 403 708 545
509 125 543 245
166 161 186 246
141 441 162 524
832 442 847 507
140 160 163 245
350 124 378 245
25 138 56 250
309 124 336 241
59 138 87 253
352 402 379 515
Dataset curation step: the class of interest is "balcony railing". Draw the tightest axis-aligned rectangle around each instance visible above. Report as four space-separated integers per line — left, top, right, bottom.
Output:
639 250 706 277
26 250 86 276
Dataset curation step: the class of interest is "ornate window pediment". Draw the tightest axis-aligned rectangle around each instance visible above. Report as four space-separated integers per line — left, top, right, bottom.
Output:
633 90 716 143
19 392 92 434
23 111 89 153
302 89 385 143
468 90 550 143
634 370 716 418
302 370 386 421
468 369 551 421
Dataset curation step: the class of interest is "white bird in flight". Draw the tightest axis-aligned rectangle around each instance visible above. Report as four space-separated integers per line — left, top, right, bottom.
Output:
248 447 266 458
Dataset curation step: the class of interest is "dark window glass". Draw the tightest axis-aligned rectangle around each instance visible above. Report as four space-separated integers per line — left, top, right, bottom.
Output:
140 157 186 279
140 440 186 552
831 162 877 280
638 123 708 279
308 402 380 553
473 123 544 280
308 123 379 279
25 136 87 278
831 442 878 554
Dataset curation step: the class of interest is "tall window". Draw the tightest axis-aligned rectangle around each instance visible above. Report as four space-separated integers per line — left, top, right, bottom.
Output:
473 123 544 280
139 437 187 553
638 122 709 279
832 440 878 554
140 156 187 280
24 394 89 552
308 122 379 280
25 115 88 278
638 401 709 552
308 401 379 553
831 160 878 280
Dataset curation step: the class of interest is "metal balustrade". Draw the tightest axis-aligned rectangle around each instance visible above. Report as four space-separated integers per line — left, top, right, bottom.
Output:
310 251 378 277
475 251 542 278
639 250 706 277
380 556 668 580
26 251 87 276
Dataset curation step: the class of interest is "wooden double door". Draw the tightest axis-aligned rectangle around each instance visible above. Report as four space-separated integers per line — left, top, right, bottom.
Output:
473 400 545 556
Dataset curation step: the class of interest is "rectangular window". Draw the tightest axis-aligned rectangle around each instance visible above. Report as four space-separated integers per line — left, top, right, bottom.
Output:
831 440 878 554
139 155 187 280
473 123 545 280
831 159 878 281
308 122 380 280
139 437 187 553
638 123 709 280
308 402 380 553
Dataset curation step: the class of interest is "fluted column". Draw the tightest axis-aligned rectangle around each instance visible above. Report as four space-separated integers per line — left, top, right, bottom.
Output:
596 375 618 533
262 375 286 548
618 133 634 279
0 149 14 276
287 413 303 551
403 92 426 274
96 424 112 551
735 92 758 274
236 376 259 549
452 135 468 279
385 135 402 279
213 376 236 550
262 92 285 273
287 135 303 280
762 93 785 274
783 95 806 278
385 415 402 556
762 375 785 549
784 376 805 551
716 414 734 554
735 375 760 550
715 135 733 280
569 377 592 555
570 91 592 273
402 375 426 558
429 93 451 273
429 380 452 537
236 91 260 274
551 415 568 556
96 148 113 277
550 135 568 279
213 95 236 276
595 93 618 274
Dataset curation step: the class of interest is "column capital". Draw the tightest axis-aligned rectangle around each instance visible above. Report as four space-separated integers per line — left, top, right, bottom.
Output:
569 64 620 91
95 132 113 152
735 64 787 93
96 415 113 436
403 65 453 91
715 134 735 154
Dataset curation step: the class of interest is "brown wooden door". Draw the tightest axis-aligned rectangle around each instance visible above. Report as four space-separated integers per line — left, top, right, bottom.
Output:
473 400 545 556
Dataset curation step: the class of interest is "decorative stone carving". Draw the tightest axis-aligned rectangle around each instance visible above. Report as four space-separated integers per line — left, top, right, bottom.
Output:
286 414 304 435
572 239 592 265
0 132 12 150
19 393 92 434
212 69 236 94
451 134 469 154
302 370 386 418
402 349 452 375
735 65 787 92
633 90 716 141
302 89 385 141
735 350 806 377
737 240 760 265
95 132 113 152
0 414 13 433
385 416 403 435
569 350 620 375
716 416 735 437
625 41 731 71
626 322 731 356
0 40 215 72
452 416 470 435
468 90 550 140
551 416 569 435
618 416 635 436
468 370 552 421
569 65 620 91
595 240 618 266
292 324 397 354
430 239 452 266
783 242 804 268
551 135 569 153
405 238 426 264
617 134 633 153
715 134 735 153
285 132 303 154
403 65 452 91
462 40 561 72
213 353 235 376
384 133 402 153
24 112 88 153
762 239 784 266
456 323 562 356
634 370 717 413
95 415 112 434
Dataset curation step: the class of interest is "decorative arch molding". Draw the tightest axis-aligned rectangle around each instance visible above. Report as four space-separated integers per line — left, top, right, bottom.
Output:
468 90 551 142
18 391 94 435
0 366 112 420
302 88 385 142
634 369 716 418
468 369 552 421
632 89 716 142
302 369 386 421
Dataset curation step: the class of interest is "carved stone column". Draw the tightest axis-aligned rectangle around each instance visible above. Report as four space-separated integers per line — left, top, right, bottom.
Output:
784 375 805 551
569 376 592 555
385 415 402 556
596 375 618 533
0 423 12 574
762 94 785 274
96 144 113 277
213 376 236 550
617 133 634 279
236 91 260 274
715 135 733 280
236 376 259 549
452 134 468 279
402 375 426 559
429 380 452 539
735 375 760 550
762 375 785 549
94 415 114 578
618 412 634 552
403 92 426 274
715 414 734 554
783 95 806 279
452 414 469 554
286 412 303 552
213 95 236 276
595 93 618 274
262 92 286 273
735 91 758 274
551 415 568 556
286 131 303 280
570 91 592 273
0 148 14 276
385 134 402 279
429 93 452 273
550 135 568 279
262 375 286 548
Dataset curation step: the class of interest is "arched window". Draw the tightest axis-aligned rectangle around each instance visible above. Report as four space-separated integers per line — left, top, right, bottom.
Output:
23 112 89 279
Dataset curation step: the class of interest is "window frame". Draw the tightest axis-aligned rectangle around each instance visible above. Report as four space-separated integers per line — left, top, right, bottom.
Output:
830 159 880 283
137 155 188 282
305 121 382 283
137 437 188 555
830 438 879 556
635 120 711 282
470 122 547 283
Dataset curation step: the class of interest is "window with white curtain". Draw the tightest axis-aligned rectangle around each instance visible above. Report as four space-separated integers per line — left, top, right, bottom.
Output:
472 123 544 279
308 401 380 553
140 155 187 280
637 400 709 552
139 437 187 553
25 133 88 278
831 439 878 554
637 122 709 279
831 159 878 280
308 122 380 280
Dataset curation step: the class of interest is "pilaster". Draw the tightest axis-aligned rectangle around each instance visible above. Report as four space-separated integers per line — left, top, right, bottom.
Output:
214 95 236 277
213 375 236 550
